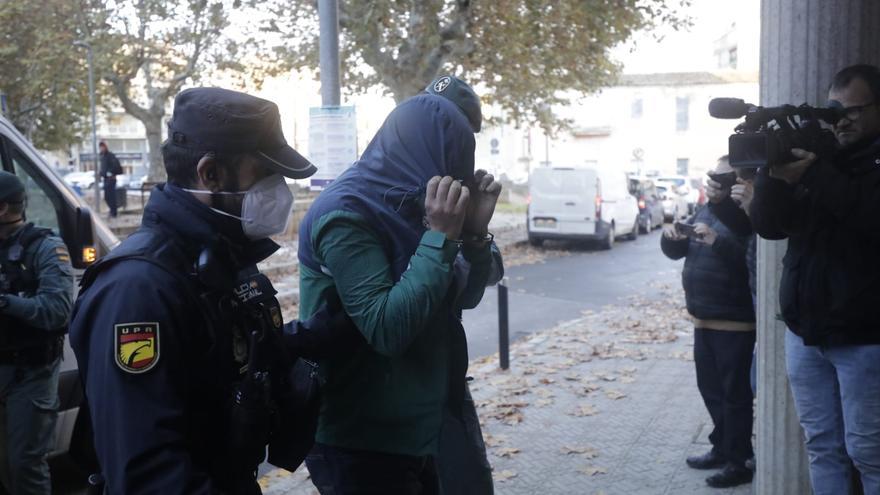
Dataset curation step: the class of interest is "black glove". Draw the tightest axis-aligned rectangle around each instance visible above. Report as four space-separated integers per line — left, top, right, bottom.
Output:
282 294 365 360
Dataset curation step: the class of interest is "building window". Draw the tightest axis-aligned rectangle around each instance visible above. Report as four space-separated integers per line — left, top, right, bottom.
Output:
728 46 738 69
631 98 643 119
677 158 690 175
676 97 690 131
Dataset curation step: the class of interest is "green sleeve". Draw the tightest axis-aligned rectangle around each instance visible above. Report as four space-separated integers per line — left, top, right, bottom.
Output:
314 214 459 357
2 236 75 330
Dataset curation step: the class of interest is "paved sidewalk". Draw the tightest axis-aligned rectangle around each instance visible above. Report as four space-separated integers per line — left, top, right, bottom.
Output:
260 286 755 495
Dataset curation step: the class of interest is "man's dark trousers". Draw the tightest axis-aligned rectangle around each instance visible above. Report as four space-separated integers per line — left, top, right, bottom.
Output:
694 328 756 465
306 443 439 495
103 177 117 217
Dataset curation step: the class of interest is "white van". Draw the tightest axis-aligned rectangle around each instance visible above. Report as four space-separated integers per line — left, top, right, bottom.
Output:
527 166 640 249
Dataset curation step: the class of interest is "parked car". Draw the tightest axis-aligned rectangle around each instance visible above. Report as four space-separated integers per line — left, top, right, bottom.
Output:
656 184 690 221
528 166 640 249
127 173 149 190
1 115 119 468
63 171 96 191
656 175 703 214
628 177 665 233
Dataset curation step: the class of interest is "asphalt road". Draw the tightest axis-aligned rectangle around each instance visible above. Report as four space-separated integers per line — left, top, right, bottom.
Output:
462 228 683 359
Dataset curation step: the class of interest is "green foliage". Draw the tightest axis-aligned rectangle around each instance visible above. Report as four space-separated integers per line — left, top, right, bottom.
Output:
94 0 245 180
261 0 691 133
0 0 98 150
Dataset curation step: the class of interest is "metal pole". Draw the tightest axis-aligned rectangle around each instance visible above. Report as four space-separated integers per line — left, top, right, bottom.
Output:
317 0 341 106
75 41 101 214
498 278 510 370
544 133 549 166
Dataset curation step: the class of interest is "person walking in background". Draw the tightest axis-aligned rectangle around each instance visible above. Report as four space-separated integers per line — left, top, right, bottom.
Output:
661 155 755 489
98 141 123 218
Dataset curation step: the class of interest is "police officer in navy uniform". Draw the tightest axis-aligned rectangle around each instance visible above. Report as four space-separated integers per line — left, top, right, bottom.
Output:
69 88 362 494
0 171 75 494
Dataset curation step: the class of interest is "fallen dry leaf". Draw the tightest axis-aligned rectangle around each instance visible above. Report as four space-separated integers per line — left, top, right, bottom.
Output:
570 404 598 417
494 447 521 458
561 445 599 459
605 390 627 400
483 434 507 448
493 470 518 482
579 466 608 476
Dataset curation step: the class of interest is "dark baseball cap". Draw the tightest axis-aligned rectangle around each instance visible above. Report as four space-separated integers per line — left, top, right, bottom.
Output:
0 171 24 203
167 88 317 179
425 75 482 133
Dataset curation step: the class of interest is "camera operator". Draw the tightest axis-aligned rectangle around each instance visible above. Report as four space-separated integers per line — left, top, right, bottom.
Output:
750 64 880 494
661 155 755 489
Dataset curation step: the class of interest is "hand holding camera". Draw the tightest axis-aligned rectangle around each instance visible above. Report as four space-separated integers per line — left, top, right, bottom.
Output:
706 171 737 204
730 178 755 212
769 148 818 185
693 223 718 246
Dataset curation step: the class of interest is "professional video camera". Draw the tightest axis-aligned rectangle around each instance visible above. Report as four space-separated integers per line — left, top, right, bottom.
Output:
708 98 842 168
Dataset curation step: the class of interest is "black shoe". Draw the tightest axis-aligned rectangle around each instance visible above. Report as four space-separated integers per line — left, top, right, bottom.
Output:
686 449 726 470
706 463 753 488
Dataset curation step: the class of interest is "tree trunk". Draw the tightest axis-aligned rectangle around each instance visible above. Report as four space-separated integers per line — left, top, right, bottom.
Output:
144 118 165 182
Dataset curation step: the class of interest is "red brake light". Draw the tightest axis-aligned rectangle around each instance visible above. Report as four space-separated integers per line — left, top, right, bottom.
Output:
638 199 646 209
595 195 602 219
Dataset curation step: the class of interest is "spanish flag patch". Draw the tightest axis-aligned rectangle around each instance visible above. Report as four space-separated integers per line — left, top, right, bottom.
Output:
114 322 160 373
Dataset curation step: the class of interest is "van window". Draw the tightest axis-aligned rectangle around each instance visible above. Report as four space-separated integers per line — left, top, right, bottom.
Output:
532 170 593 196
9 149 61 232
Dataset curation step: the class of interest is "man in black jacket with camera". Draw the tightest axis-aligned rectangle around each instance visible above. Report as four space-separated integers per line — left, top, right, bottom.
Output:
661 156 755 489
750 64 880 495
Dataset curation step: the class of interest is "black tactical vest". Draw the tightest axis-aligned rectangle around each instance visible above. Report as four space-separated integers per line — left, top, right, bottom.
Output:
0 223 67 350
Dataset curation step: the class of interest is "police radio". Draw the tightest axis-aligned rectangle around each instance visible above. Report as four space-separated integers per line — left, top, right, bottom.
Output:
228 272 285 470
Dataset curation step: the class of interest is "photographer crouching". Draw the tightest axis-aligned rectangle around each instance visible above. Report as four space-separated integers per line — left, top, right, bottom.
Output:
750 64 880 494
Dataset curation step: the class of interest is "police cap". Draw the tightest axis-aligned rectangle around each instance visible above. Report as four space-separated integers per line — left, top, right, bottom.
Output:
0 171 24 203
425 75 482 133
167 88 317 179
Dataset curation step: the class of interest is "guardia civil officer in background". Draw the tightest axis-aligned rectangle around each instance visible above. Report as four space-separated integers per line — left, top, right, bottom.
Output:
70 88 363 494
0 171 75 494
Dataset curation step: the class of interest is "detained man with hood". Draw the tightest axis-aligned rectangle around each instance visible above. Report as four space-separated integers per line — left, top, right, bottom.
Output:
299 76 503 494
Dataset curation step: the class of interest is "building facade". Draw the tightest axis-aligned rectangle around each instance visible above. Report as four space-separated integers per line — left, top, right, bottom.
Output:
475 71 759 183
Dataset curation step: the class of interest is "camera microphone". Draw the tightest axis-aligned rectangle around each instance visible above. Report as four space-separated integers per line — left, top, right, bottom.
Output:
708 98 752 119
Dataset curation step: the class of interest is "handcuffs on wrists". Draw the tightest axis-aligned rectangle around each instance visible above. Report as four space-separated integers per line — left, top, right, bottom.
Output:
458 231 494 246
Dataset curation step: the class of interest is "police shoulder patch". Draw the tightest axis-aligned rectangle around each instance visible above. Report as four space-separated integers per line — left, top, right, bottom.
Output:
114 322 160 374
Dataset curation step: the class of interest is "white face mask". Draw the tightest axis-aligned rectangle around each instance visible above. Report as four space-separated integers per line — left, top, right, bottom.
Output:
185 174 294 240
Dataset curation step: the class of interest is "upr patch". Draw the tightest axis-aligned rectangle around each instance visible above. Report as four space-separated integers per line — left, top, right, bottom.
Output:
114 322 160 373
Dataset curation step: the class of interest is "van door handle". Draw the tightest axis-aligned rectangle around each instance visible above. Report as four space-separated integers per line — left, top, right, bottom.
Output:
565 202 576 206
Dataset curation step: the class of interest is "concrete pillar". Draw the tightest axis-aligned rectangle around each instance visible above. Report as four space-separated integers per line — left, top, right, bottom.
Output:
757 0 880 493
